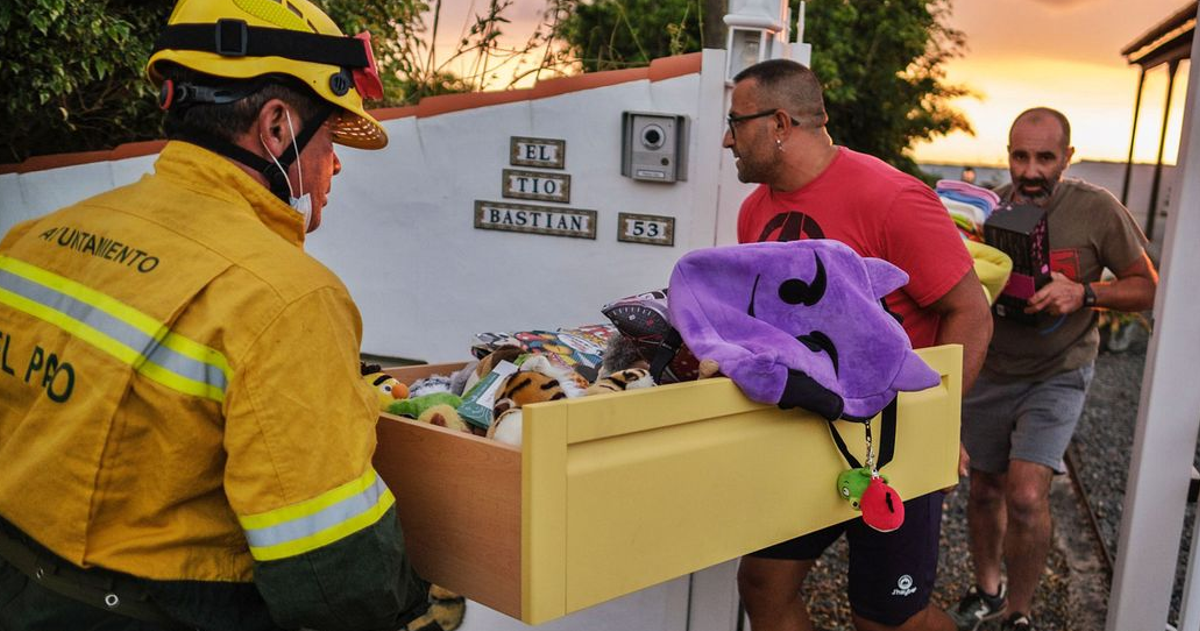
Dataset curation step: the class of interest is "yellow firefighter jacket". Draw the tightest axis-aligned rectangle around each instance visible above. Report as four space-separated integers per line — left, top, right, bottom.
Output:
0 141 394 582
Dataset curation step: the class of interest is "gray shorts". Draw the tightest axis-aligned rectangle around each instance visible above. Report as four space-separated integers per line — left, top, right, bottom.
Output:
962 364 1094 474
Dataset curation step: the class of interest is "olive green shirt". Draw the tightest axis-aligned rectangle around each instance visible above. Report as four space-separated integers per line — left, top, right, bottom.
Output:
984 178 1148 381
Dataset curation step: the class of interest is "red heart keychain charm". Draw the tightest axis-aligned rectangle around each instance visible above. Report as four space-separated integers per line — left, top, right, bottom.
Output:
861 476 905 532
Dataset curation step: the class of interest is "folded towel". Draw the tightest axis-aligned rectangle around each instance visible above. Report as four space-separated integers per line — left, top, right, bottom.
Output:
941 197 986 229
936 179 1001 207
938 189 995 218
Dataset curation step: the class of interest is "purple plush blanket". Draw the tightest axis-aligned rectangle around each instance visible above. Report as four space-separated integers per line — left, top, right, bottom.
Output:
667 240 940 420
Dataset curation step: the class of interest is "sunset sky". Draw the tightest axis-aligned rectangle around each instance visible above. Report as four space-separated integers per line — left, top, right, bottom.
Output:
911 0 1192 166
428 0 1193 167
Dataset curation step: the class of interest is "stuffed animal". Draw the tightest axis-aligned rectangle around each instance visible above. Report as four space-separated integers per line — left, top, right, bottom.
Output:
599 333 649 376
409 374 454 398
585 368 655 396
463 346 526 394
836 467 883 511
860 476 905 532
487 407 524 447
416 404 472 433
360 363 409 409
835 466 904 532
491 355 587 413
668 240 940 421
448 361 479 396
485 355 589 447
697 359 721 380
965 240 1013 306
402 584 467 631
388 392 463 419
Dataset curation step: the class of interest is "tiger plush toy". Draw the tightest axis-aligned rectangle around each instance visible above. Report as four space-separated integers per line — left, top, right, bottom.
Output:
491 355 587 416
487 355 587 447
585 368 655 396
488 360 658 448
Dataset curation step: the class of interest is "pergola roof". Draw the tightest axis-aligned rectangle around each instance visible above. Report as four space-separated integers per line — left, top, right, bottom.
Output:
1122 2 1195 69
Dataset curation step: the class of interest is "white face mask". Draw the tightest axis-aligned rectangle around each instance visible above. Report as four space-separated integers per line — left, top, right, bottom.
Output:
260 109 314 232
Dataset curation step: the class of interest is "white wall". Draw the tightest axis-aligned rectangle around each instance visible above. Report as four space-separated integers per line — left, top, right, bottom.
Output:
311 49 746 362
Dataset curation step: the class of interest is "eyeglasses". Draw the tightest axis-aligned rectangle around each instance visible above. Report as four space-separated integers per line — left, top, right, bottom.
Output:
726 109 803 141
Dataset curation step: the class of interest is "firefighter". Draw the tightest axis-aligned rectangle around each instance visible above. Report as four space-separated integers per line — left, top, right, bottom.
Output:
0 1 431 629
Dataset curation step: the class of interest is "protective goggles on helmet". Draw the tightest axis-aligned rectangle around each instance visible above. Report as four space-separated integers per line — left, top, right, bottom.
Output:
153 19 383 102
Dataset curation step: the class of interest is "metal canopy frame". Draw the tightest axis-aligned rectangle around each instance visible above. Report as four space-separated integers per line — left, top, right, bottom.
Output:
1119 2 1195 240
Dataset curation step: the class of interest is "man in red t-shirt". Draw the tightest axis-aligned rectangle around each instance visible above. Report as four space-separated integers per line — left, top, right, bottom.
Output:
728 59 992 631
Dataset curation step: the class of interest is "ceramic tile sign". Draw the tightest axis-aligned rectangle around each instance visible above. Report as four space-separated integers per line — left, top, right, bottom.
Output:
502 169 571 204
510 137 565 169
475 201 597 240
617 212 675 246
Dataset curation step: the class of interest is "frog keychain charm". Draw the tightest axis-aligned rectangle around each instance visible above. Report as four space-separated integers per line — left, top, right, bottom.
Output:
835 421 905 532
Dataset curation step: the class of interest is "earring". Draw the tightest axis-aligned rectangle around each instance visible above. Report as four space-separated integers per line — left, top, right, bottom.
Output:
776 138 785 152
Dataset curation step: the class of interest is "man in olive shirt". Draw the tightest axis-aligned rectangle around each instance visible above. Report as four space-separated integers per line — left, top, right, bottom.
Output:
949 108 1158 631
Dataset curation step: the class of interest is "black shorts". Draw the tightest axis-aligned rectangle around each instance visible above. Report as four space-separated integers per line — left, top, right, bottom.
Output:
748 491 944 626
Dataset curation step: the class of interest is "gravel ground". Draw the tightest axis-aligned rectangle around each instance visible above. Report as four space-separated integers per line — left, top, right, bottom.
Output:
803 334 1170 630
802 486 1073 630
1069 331 1197 627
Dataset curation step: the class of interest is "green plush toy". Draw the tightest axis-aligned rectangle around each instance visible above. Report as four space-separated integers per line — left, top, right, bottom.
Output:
387 392 463 419
836 467 888 511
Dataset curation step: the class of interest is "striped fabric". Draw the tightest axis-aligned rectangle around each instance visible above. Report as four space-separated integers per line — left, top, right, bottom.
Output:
0 255 231 402
238 467 396 561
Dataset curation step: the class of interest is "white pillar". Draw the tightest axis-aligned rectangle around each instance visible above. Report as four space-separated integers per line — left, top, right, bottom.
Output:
1106 5 1200 629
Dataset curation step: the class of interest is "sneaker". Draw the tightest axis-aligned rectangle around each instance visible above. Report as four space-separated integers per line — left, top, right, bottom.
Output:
1000 612 1033 630
948 583 1008 631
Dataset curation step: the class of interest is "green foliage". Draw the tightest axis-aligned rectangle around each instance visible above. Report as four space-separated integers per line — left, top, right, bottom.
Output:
803 0 973 177
323 0 434 105
556 0 706 71
555 0 974 177
0 0 507 163
0 0 171 164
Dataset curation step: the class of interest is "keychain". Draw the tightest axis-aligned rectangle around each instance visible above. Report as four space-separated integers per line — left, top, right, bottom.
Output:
834 420 905 532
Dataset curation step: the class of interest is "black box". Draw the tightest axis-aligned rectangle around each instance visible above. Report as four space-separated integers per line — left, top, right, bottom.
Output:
984 203 1050 324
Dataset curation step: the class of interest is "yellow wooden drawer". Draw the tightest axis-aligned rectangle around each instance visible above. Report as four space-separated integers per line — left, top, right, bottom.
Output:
373 344 962 624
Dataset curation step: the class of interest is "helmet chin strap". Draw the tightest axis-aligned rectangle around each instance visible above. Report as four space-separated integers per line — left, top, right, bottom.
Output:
178 100 333 203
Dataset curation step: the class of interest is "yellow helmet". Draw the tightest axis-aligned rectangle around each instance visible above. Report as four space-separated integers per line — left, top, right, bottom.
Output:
148 0 387 149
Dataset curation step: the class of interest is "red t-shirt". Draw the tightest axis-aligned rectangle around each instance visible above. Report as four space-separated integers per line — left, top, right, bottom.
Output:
737 147 972 348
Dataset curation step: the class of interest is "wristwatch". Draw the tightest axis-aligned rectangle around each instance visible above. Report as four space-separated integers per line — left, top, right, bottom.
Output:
1082 282 1097 308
